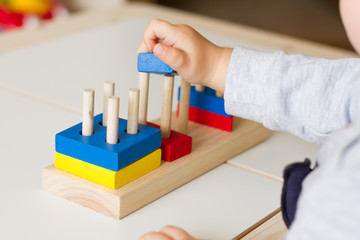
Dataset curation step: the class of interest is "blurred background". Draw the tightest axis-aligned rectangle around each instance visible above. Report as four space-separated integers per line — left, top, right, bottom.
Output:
1 0 353 51
153 0 352 51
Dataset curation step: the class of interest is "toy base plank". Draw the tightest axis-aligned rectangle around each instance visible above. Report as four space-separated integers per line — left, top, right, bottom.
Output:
55 149 161 189
42 115 270 219
233 208 287 240
147 122 192 162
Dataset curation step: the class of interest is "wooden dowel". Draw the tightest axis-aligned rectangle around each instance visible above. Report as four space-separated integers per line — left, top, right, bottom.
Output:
178 79 191 134
160 74 174 139
82 88 95 136
103 81 115 126
106 96 120 144
138 72 149 125
215 91 223 98
194 84 205 92
127 88 140 134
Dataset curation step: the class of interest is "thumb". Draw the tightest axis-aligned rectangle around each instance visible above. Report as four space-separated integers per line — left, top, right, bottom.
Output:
153 43 188 72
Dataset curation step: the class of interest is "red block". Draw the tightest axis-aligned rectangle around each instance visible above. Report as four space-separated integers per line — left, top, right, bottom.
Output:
147 122 192 162
0 6 24 29
177 103 233 131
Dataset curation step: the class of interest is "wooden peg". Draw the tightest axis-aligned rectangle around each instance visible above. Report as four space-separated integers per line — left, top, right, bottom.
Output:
127 88 140 134
194 84 205 92
178 79 191 134
103 81 115 126
82 89 95 136
215 91 223 98
138 72 149 125
160 74 174 139
106 96 120 144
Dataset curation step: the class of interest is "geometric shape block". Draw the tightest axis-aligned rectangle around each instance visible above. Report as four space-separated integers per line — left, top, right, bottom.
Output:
147 122 192 162
178 86 231 117
43 115 270 219
177 104 233 131
137 53 177 74
55 149 161 189
55 114 161 171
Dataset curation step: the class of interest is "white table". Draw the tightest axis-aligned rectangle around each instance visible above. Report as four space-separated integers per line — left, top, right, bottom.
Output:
0 3 354 239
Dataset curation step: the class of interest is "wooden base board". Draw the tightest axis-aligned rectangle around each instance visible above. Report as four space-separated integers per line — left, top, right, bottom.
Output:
42 116 269 219
233 208 287 240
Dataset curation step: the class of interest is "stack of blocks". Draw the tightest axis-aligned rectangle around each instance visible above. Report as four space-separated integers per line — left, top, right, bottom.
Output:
54 52 197 190
138 53 192 162
41 51 270 220
137 52 232 132
179 86 233 131
55 87 163 190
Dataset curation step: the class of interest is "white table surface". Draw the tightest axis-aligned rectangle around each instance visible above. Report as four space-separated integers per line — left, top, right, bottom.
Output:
0 4 329 239
228 132 320 181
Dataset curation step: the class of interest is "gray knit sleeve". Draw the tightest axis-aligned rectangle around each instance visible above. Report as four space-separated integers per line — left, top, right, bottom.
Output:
224 46 360 144
286 120 360 239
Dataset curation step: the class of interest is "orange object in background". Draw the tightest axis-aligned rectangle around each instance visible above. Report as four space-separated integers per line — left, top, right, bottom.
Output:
6 0 51 15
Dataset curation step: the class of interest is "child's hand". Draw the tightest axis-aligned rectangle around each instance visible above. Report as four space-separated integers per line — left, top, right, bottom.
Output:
139 225 197 240
138 19 233 93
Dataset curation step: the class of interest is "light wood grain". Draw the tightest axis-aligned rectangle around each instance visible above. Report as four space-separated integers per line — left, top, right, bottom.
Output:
82 89 94 136
215 91 223 98
177 79 191 134
42 115 269 219
194 84 205 92
160 75 174 139
127 88 140 134
233 208 287 240
103 81 115 127
138 72 150 125
106 96 119 144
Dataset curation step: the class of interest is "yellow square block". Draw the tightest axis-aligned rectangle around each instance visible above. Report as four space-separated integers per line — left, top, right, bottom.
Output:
55 149 161 189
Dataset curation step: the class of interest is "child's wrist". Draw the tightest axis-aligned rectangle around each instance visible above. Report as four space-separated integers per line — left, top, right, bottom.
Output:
206 47 233 93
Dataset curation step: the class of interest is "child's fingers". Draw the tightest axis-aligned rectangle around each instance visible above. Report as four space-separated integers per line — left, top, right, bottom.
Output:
160 225 195 240
143 19 178 53
139 226 195 240
153 43 189 72
139 231 174 240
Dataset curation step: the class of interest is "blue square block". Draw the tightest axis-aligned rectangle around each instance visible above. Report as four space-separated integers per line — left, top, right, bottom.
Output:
178 86 231 117
55 114 162 171
137 53 177 74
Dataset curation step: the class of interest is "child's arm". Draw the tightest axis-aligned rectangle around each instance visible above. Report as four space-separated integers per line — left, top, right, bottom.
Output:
225 47 360 144
138 19 360 240
139 20 360 145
